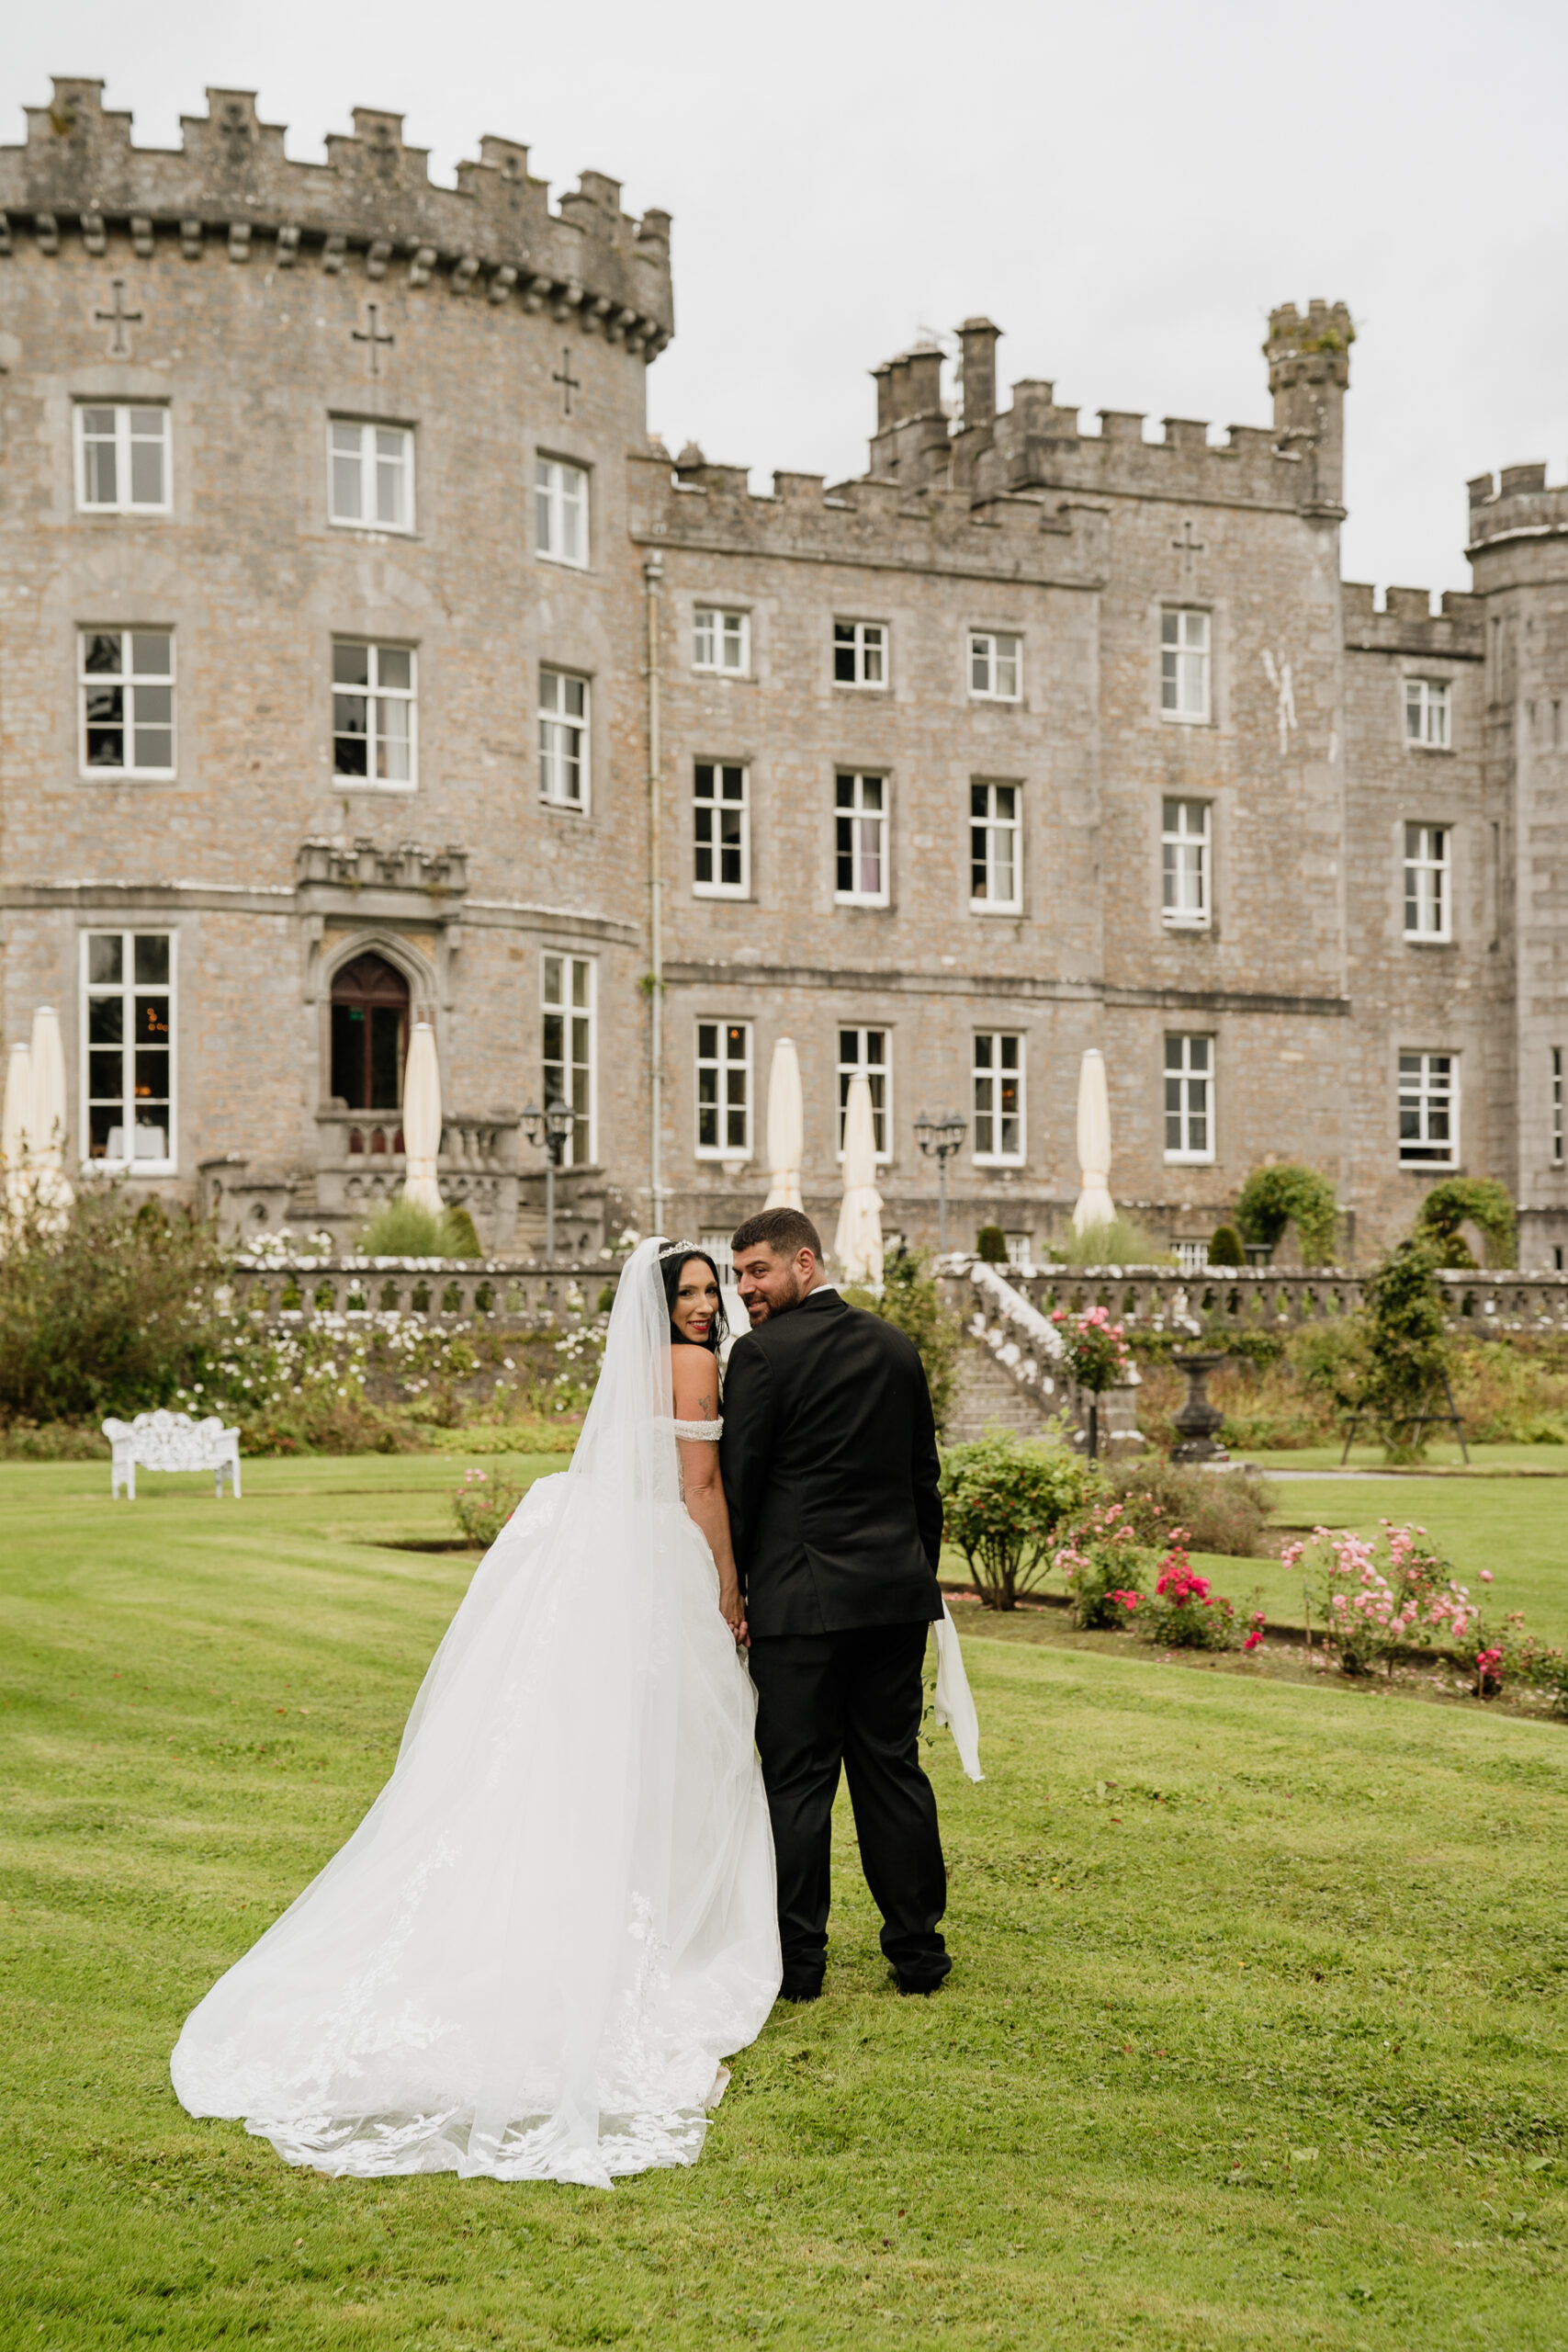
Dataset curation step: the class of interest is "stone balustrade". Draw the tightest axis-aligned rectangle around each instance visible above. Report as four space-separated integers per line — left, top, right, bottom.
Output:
987 1263 1568 1334
228 1257 616 1327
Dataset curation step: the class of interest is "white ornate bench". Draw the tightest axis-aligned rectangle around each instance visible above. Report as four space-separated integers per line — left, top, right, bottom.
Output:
103 1410 243 1500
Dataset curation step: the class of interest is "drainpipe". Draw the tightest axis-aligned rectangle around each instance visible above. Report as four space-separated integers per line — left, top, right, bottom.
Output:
644 554 667 1236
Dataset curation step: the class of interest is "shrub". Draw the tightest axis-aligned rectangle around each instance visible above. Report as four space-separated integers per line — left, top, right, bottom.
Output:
1414 1176 1517 1270
1280 1521 1481 1677
1052 1215 1174 1267
1362 1240 1451 1462
845 1246 961 1435
1053 1498 1152 1626
1131 1537 1264 1651
940 1433 1104 1609
0 1188 223 1426
452 1465 525 1547
1235 1163 1339 1265
1208 1224 1246 1267
357 1198 483 1258
1101 1458 1273 1557
975 1225 1008 1263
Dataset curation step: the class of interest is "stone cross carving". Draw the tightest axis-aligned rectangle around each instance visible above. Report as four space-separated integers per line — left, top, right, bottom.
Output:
219 102 252 171
95 277 143 358
353 300 395 375
552 345 581 415
1171 517 1205 584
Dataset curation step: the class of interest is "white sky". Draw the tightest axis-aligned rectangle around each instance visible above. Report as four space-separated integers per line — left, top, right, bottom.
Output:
9 0 1567 594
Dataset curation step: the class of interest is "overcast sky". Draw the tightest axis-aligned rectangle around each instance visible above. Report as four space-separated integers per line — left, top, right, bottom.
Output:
9 0 1567 594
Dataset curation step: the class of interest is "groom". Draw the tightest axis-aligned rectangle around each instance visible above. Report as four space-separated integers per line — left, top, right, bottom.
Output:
721 1207 951 2001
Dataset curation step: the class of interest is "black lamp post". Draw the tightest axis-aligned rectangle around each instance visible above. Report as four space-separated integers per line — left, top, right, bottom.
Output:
914 1109 967 1254
521 1098 575 1263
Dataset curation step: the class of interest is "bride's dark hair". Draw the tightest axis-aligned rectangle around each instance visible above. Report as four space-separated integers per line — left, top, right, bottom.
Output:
660 1247 729 1356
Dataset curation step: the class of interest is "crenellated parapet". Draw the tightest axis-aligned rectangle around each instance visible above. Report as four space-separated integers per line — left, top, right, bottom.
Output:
0 78 672 353
626 447 1110 587
1466 466 1568 586
1342 583 1483 659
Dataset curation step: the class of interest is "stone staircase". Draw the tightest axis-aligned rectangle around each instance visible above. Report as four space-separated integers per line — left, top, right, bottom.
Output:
945 1334 1056 1442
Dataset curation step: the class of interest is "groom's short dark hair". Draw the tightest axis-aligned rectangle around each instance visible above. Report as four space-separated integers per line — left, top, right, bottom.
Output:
730 1208 822 1261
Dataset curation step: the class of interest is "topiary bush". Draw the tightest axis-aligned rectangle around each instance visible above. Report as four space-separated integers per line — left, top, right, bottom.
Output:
1208 1224 1246 1267
1362 1239 1452 1462
1413 1176 1517 1269
1235 1163 1339 1265
975 1225 1008 1264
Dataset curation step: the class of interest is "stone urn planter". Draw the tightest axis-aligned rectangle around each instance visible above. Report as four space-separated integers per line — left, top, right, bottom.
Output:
1170 1351 1228 1463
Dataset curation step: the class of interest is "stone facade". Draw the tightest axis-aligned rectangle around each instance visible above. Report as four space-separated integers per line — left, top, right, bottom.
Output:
1 80 1562 1267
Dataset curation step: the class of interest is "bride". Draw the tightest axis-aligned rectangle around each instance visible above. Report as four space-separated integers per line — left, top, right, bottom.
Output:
171 1238 782 2188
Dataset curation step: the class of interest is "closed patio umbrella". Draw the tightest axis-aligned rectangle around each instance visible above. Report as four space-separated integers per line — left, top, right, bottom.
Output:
401 1017 446 1217
29 1006 73 1219
1072 1046 1114 1233
3 1039 32 1215
762 1035 804 1211
833 1069 884 1286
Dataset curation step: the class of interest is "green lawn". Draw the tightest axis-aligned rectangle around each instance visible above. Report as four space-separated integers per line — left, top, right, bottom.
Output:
4 1459 1568 2349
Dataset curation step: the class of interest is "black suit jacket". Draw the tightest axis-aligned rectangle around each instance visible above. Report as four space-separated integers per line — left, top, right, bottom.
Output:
719 1288 944 1638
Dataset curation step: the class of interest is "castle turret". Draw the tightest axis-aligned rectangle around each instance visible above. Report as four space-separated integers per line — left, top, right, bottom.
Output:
1265 299 1354 516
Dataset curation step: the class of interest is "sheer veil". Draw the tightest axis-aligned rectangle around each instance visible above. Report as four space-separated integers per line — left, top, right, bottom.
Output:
171 1238 781 2186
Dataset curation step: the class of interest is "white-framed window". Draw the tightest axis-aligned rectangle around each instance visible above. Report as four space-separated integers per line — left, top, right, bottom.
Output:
1175 1238 1210 1274
694 762 749 896
1404 823 1450 939
1398 1051 1457 1166
973 1033 1023 1164
970 783 1021 911
82 930 175 1172
695 1020 752 1159
536 456 588 568
1404 677 1451 750
79 628 175 778
835 773 888 904
1004 1231 1034 1272
833 619 886 688
1162 797 1210 926
328 419 413 532
1164 1034 1213 1162
1161 607 1211 722
542 952 595 1167
333 641 416 786
694 608 750 676
1553 1046 1563 1167
837 1028 891 1162
75 404 171 514
539 670 589 808
969 630 1021 701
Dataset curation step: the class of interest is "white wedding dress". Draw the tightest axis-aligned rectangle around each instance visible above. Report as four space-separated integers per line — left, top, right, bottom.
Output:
171 1239 782 2187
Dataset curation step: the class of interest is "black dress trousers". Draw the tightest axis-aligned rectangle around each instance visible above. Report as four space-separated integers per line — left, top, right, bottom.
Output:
748 1619 950 1992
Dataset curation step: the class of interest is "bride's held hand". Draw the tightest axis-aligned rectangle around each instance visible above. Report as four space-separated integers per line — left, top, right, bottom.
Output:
718 1582 749 1648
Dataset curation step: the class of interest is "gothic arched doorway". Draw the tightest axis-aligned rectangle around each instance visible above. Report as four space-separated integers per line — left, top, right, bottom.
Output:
331 953 409 1114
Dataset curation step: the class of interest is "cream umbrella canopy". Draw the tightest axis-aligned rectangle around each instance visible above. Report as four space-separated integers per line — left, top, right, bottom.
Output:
28 1006 73 1218
401 1017 446 1218
1071 1046 1115 1233
833 1069 884 1286
3 1039 32 1215
762 1035 804 1211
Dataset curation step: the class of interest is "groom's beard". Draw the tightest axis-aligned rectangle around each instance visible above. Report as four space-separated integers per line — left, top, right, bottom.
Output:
743 1268 805 1325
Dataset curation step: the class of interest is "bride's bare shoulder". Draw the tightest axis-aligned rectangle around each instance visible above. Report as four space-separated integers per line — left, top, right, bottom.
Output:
670 1342 719 1421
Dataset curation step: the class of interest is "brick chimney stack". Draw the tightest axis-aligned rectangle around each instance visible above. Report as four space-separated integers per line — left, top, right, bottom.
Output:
1265 299 1354 517
959 317 1000 434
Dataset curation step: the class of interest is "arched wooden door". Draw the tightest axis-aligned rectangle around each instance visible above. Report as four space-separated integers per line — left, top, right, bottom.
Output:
330 953 409 1112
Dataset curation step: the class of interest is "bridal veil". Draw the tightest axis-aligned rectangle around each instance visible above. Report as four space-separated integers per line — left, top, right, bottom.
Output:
171 1238 781 2186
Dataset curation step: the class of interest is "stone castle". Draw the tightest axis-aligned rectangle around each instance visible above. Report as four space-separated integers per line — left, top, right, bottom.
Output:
1 78 1563 1267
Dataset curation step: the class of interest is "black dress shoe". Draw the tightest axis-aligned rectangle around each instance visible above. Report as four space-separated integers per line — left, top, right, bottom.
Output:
893 1972 946 1996
778 1980 823 2005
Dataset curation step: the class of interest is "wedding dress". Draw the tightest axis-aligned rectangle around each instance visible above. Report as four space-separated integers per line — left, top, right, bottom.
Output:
171 1239 782 2187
